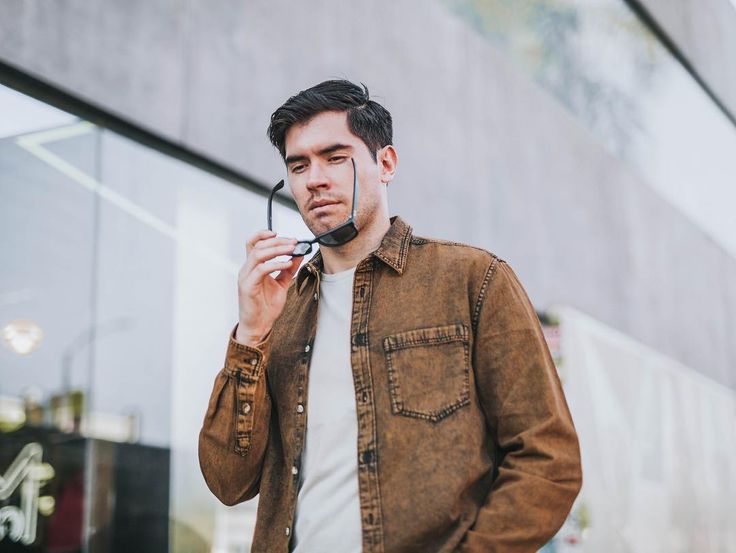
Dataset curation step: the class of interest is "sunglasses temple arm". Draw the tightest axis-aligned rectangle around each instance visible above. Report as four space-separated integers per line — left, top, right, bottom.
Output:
351 159 359 220
268 180 284 231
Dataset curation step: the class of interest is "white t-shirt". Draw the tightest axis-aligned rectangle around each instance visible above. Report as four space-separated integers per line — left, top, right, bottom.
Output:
292 266 362 553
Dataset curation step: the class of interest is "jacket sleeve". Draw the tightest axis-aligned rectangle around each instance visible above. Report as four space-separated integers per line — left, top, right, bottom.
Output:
198 324 273 506
460 258 583 552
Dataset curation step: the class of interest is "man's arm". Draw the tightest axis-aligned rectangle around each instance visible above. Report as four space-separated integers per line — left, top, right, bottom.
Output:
460 258 583 552
198 324 273 506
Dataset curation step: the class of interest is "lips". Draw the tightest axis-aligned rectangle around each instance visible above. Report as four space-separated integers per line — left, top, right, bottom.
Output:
309 200 339 211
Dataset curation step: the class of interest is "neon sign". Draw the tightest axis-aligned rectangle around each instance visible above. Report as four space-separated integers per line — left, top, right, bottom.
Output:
0 443 55 545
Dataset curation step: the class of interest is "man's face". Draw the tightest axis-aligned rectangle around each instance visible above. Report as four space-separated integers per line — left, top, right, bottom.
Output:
283 111 386 238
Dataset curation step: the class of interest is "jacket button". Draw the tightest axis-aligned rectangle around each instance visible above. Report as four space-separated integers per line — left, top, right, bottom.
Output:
296 404 304 413
241 402 251 415
292 465 298 475
304 344 311 353
285 526 290 536
313 292 318 301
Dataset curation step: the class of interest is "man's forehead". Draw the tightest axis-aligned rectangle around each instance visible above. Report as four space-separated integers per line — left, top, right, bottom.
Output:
284 111 359 156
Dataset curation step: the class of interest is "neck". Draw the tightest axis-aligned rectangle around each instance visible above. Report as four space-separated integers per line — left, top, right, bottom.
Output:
319 213 391 274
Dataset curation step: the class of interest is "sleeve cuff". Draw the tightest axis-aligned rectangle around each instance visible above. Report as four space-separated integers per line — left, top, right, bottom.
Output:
224 323 272 380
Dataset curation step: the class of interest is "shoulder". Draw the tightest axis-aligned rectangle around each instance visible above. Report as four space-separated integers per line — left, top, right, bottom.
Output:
409 233 504 269
407 233 508 294
406 234 511 328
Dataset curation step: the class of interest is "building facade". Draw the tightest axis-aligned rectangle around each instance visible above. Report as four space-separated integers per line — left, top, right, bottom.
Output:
1 0 735 551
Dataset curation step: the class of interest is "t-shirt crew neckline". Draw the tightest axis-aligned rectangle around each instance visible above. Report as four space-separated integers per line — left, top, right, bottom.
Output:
320 266 357 282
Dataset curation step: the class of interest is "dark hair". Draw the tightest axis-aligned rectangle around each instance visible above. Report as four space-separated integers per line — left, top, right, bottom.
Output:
267 80 393 162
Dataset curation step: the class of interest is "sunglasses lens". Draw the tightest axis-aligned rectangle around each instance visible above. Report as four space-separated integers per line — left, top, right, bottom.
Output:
292 242 312 257
319 224 358 246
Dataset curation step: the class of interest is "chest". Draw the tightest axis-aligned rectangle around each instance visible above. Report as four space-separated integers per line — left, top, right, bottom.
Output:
267 266 476 428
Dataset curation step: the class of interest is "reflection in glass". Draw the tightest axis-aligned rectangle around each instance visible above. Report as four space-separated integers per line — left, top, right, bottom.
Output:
443 0 736 258
0 82 311 552
2 319 44 355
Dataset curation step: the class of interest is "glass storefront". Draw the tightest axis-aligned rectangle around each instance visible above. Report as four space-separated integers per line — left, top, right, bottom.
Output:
0 83 310 552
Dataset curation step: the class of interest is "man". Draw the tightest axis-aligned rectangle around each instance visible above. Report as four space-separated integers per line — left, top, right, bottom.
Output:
199 80 582 553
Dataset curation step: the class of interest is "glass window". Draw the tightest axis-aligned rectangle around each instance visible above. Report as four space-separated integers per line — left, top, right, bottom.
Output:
0 82 310 552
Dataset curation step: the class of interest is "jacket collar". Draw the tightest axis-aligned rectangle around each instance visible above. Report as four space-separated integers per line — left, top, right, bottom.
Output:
296 215 412 294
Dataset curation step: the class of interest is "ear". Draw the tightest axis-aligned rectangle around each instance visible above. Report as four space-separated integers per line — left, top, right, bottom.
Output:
377 145 398 185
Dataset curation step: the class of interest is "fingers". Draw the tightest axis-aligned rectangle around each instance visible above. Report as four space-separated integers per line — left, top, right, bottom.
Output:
246 229 276 254
250 258 297 281
275 255 303 284
246 231 298 258
252 235 297 253
242 230 302 289
247 241 298 269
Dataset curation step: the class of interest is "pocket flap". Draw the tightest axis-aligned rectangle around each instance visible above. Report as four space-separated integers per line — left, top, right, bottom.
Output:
383 322 468 352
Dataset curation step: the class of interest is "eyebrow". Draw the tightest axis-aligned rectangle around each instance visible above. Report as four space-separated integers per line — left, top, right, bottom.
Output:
285 143 353 166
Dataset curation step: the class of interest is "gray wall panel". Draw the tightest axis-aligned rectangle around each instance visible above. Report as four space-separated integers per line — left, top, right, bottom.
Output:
0 0 188 138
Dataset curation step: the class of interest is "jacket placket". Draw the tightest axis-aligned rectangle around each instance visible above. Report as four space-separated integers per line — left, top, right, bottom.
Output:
286 263 321 548
351 256 385 553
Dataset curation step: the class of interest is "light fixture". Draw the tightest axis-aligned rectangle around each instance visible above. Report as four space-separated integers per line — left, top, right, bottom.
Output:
2 319 44 355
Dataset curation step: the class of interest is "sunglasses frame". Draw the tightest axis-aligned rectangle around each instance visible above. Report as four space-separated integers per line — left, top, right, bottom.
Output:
267 157 360 257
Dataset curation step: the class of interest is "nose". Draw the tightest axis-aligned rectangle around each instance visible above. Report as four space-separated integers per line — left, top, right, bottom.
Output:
305 162 330 193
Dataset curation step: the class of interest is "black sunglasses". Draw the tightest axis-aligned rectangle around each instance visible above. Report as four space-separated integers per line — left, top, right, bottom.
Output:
267 157 360 257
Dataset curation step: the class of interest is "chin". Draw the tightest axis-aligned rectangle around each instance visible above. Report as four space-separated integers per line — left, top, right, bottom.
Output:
304 218 330 237
308 211 345 231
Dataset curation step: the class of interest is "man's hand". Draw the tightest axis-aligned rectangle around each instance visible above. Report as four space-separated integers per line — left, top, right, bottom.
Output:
236 230 302 346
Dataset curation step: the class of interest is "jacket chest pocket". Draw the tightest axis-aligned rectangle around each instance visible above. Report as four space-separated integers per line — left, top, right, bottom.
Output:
382 323 471 423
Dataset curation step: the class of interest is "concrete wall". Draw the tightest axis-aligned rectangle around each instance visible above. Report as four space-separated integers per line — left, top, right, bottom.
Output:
1 0 734 389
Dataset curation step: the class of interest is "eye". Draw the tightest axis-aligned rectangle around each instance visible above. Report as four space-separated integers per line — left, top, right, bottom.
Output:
329 155 347 163
290 164 306 174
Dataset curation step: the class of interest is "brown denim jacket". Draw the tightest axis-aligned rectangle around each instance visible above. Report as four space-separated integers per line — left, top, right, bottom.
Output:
198 215 582 553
